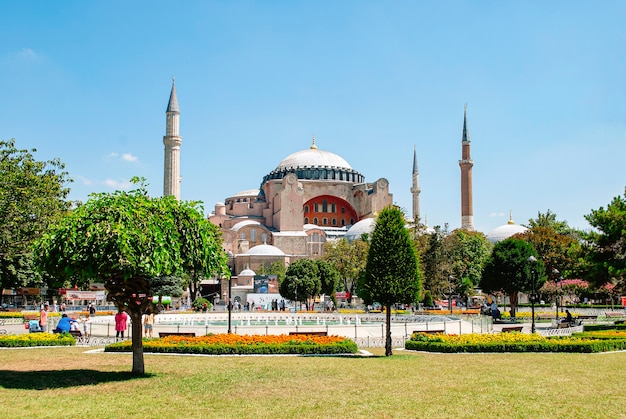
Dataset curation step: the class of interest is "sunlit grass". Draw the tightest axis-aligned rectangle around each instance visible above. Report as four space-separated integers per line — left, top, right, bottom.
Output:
0 346 624 418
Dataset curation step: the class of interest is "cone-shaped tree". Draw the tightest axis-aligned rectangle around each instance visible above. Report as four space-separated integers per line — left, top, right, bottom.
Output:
362 206 420 356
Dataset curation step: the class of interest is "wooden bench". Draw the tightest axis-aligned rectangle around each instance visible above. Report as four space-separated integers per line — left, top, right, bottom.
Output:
23 314 39 321
537 313 555 320
501 326 524 333
159 332 196 338
288 331 328 336
605 312 625 319
577 315 597 320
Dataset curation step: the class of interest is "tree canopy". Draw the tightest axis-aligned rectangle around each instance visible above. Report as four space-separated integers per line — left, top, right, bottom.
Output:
0 139 71 294
362 206 420 355
34 181 229 374
480 238 545 317
583 188 626 291
279 259 321 309
322 237 368 303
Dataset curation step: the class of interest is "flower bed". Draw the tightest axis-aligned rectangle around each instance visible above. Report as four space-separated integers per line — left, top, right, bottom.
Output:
0 332 76 347
105 334 358 355
405 331 626 353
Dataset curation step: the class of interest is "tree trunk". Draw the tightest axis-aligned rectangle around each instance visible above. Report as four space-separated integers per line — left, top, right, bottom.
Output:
129 310 144 375
385 303 392 356
509 291 519 318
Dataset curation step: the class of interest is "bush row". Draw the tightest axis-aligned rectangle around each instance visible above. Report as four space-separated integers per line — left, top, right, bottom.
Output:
105 334 358 355
405 331 626 353
0 332 76 347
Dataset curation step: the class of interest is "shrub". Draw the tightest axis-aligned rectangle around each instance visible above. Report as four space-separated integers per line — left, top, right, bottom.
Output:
105 334 358 355
0 332 75 347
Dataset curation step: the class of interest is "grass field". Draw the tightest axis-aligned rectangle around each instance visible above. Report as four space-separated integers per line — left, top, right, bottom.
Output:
0 346 624 418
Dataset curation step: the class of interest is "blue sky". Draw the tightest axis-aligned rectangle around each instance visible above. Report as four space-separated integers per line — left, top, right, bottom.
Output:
2 1 624 233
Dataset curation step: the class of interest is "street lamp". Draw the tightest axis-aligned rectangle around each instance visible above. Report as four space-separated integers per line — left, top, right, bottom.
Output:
227 276 232 334
552 268 561 322
527 256 538 333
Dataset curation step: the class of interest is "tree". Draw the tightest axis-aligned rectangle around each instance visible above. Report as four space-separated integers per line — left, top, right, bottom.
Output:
444 229 492 303
361 206 420 356
151 275 184 310
34 181 229 374
527 210 580 237
480 238 545 317
256 260 286 284
279 259 321 310
418 225 450 300
315 259 340 296
0 139 71 297
583 189 626 292
322 238 369 303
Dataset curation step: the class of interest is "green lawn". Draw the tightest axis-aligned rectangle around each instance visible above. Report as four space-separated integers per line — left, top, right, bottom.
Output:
0 346 623 418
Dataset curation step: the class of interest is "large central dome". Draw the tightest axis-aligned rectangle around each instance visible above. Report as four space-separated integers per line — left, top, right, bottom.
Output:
262 136 364 184
277 147 352 171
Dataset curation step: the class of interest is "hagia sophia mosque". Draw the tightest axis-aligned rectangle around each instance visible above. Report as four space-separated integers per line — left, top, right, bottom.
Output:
161 81 527 305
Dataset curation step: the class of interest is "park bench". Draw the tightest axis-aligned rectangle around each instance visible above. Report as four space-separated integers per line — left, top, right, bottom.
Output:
501 326 524 333
23 314 39 321
159 332 196 338
289 331 328 336
537 313 555 320
605 312 625 319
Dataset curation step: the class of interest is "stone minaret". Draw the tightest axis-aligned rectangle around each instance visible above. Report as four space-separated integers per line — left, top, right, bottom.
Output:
459 104 474 230
410 145 421 225
163 78 182 200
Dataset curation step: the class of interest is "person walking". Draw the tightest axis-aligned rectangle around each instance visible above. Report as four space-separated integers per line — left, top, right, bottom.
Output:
143 312 154 338
39 302 50 332
114 310 128 340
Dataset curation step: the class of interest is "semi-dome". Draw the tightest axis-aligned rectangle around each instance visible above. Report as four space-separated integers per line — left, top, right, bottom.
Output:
487 214 528 243
262 136 364 184
245 244 286 256
346 218 376 242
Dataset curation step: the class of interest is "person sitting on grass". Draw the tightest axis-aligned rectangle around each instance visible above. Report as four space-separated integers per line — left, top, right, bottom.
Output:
54 314 77 333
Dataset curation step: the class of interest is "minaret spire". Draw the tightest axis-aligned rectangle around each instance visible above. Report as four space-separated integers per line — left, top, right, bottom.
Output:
410 144 421 225
163 78 182 200
310 134 317 149
459 103 474 230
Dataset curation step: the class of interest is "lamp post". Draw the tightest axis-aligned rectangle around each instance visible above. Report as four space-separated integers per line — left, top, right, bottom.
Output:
552 268 560 322
227 277 232 334
527 256 538 334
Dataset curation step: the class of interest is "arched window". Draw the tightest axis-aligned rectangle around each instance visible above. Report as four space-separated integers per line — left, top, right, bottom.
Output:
313 217 318 225
322 200 328 212
304 217 309 224
332 218 337 226
250 228 256 242
304 205 309 213
323 218 328 225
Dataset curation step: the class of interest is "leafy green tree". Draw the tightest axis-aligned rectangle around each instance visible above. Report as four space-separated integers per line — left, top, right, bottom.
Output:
315 259 340 296
279 259 321 310
444 229 492 303
480 238 545 317
583 189 626 293
518 226 580 282
322 238 368 303
151 275 184 311
0 139 71 297
527 210 580 237
34 181 229 374
418 226 446 298
361 206 420 356
256 260 286 284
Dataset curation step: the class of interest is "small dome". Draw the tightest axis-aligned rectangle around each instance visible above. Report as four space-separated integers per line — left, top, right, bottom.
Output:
245 244 285 256
238 268 256 277
346 218 376 242
231 189 260 198
487 213 528 243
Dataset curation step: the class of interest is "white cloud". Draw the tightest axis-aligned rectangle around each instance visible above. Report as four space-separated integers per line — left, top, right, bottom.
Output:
489 212 506 218
18 48 39 62
103 179 132 190
121 153 138 162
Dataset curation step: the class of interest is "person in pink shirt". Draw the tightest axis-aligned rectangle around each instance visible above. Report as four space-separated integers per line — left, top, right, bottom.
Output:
39 302 49 332
114 310 129 340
